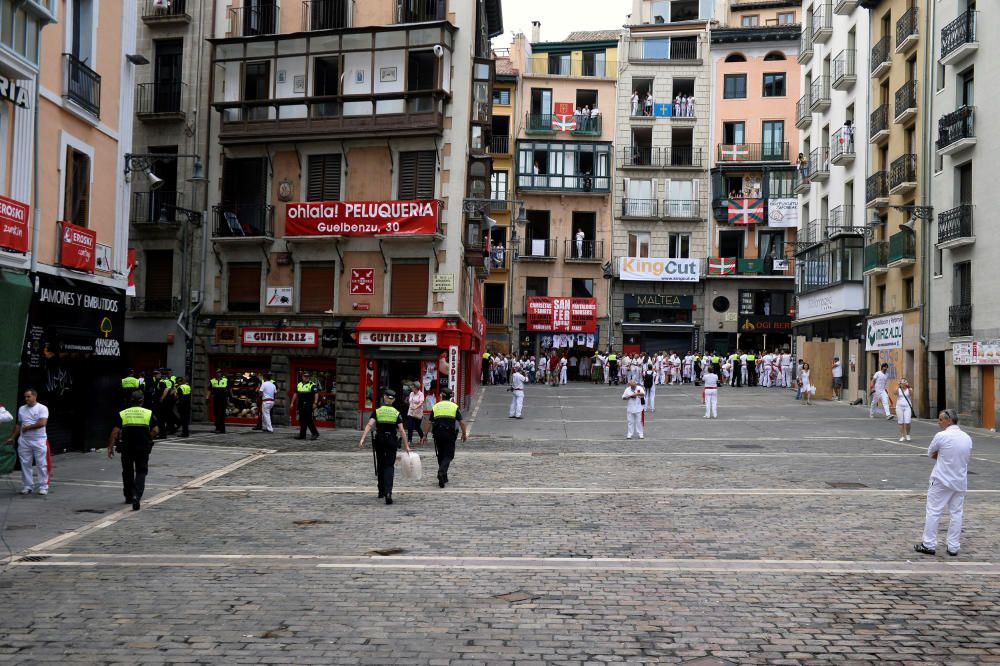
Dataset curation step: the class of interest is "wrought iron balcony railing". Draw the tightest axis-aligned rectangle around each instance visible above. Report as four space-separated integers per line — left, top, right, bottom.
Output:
949 304 972 338
832 49 856 88
621 146 703 168
871 35 890 75
937 205 974 245
142 0 189 21
227 1 279 37
302 0 350 30
521 238 557 259
564 239 604 261
128 296 182 314
489 135 510 155
621 199 658 218
135 81 186 117
870 104 889 139
864 241 888 272
894 79 918 121
937 106 975 151
888 230 916 263
889 154 917 190
63 53 101 117
396 0 446 23
716 142 789 163
212 204 275 238
131 191 186 225
831 126 856 162
896 6 919 51
941 10 978 61
866 171 889 203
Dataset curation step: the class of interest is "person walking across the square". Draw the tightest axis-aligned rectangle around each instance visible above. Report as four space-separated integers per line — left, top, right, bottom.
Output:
508 364 526 418
870 363 892 419
259 373 277 433
622 378 645 440
896 378 914 442
703 364 719 419
107 391 158 511
405 381 425 446
422 387 468 488
915 409 972 557
175 377 192 438
642 363 656 412
6 389 49 496
800 362 815 405
357 389 410 505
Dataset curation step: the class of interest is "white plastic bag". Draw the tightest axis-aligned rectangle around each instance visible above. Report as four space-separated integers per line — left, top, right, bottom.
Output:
400 451 422 481
0 406 12 424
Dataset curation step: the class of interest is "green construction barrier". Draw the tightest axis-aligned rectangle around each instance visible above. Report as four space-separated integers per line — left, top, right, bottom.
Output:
0 270 32 455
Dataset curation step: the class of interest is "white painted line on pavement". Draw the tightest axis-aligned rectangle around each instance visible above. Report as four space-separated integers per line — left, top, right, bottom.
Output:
193 485 1000 495
264 450 930 457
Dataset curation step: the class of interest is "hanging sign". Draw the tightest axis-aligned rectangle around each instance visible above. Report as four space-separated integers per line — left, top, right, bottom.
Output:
59 221 97 272
0 194 29 253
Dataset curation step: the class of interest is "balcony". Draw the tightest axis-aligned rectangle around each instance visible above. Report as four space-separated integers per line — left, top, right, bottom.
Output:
828 205 856 234
809 147 830 183
525 113 556 134
63 53 101 117
128 296 181 315
863 240 889 273
949 304 973 338
812 1 833 43
894 79 917 124
800 219 825 249
302 0 351 31
564 239 605 263
831 126 856 165
795 93 812 129
621 199 658 219
135 82 187 122
571 115 602 136
620 146 703 169
396 0 446 23
940 10 978 66
888 230 916 266
936 106 976 155
489 135 510 156
869 104 889 144
716 142 789 164
141 0 190 25
889 154 917 195
834 0 859 15
832 49 856 90
810 76 831 112
866 171 889 207
895 6 919 53
628 37 700 63
520 238 557 261
524 56 619 78
131 191 187 226
871 36 891 78
212 204 275 240
937 205 974 249
662 200 700 219
487 244 511 271
484 307 506 327
735 257 795 277
797 29 814 64
227 2 279 37
794 172 811 195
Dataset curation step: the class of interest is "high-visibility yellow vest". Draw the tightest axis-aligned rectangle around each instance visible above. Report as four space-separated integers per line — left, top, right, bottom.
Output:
432 401 459 418
608 354 618 361
177 384 191 396
210 377 228 389
376 405 401 424
120 406 153 426
297 381 317 393
121 377 140 389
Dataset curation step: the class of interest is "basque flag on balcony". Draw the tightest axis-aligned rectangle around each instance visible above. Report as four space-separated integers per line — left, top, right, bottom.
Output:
727 198 765 225
551 114 577 131
708 257 736 276
720 143 750 161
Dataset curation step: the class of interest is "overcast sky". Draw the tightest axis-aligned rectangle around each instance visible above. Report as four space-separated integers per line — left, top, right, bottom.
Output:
494 0 633 47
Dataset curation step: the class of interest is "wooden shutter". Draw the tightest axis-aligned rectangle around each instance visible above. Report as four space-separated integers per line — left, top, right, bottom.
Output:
307 154 342 201
64 147 91 227
227 263 261 311
300 264 336 313
390 261 429 315
144 251 174 303
398 151 436 199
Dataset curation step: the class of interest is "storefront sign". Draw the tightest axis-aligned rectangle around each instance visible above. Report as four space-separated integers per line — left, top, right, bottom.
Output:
350 268 375 295
432 273 455 293
739 315 793 333
0 194 29 253
352 302 371 311
359 331 438 346
241 327 319 347
796 284 864 320
767 198 799 228
59 221 97 272
266 287 293 307
866 314 904 351
618 257 700 282
526 297 597 333
624 294 694 309
448 345 459 390
0 75 30 108
285 200 439 237
953 340 1000 365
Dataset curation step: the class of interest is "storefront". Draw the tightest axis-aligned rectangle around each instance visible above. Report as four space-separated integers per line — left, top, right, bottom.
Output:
0 194 33 434
622 293 698 355
517 297 600 367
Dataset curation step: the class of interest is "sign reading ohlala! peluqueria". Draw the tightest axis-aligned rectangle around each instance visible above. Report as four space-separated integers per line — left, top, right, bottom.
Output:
241 327 319 347
285 200 439 236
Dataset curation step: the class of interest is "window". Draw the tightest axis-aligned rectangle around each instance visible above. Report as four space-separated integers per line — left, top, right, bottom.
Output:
307 154 342 201
762 121 785 158
903 277 914 310
572 278 594 298
741 14 760 26
763 51 787 61
143 250 174 312
548 53 570 75
724 53 746 63
954 261 971 305
668 233 690 258
762 73 786 97
933 246 943 277
63 146 91 227
492 88 510 105
517 141 612 192
299 264 336 313
313 55 340 116
627 232 650 257
641 38 670 59
525 276 548 297
723 74 747 99
490 170 508 201
777 12 796 25
398 151 436 199
718 230 744 258
722 121 745 144
876 284 886 313
390 260 429 315
227 263 261 312
575 89 598 110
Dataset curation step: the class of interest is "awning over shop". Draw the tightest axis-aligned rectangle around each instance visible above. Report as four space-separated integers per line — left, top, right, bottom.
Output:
356 317 475 350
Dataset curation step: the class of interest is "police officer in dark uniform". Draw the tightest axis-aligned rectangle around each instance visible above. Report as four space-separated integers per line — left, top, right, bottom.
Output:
420 387 468 488
159 368 178 437
208 369 229 434
607 351 619 385
121 369 141 409
358 389 410 505
107 391 159 511
175 376 192 437
291 370 320 440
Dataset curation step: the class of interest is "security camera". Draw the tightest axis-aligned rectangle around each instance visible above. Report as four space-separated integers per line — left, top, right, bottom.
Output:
433 44 444 58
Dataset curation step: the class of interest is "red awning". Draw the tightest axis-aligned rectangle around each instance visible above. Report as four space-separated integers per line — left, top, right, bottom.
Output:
356 317 474 349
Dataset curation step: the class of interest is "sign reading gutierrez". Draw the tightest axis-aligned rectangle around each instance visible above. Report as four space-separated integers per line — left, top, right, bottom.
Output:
285 200 439 237
618 257 700 282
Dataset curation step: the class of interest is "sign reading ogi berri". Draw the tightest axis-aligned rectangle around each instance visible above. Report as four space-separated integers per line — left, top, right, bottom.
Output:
285 200 438 236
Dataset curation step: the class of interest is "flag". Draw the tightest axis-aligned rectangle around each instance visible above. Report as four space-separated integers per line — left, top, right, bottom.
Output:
708 257 736 275
653 103 672 117
727 198 765 225
720 144 749 161
552 114 577 131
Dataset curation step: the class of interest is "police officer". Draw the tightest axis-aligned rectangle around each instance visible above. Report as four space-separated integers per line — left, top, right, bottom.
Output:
149 369 163 418
358 389 410 505
107 391 159 511
421 387 468 487
121 368 141 408
607 351 619 385
158 368 177 437
175 376 192 437
208 369 229 434
291 370 320 440
482 350 492 385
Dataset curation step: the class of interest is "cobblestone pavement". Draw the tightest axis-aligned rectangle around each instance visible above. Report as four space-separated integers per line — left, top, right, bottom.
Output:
3 383 1000 665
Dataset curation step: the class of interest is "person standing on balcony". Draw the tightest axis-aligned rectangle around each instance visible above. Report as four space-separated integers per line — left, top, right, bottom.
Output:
686 94 695 118
576 228 585 258
673 93 681 116
644 92 654 116
589 105 600 131
844 119 855 152
797 152 809 180
631 90 640 116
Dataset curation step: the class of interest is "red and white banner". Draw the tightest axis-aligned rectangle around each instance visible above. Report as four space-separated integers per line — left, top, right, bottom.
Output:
285 200 439 237
0 194 29 253
126 249 136 296
448 345 459 391
526 297 597 333
59 221 97 272
350 268 375 295
241 327 319 348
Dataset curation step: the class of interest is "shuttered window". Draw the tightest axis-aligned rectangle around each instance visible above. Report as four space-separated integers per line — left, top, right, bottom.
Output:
144 250 174 311
307 154 342 201
64 147 91 227
227 263 262 312
300 264 336 313
397 151 436 199
390 261 429 315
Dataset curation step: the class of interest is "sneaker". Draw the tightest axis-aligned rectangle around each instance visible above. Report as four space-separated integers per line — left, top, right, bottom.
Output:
626 435 632 440
947 549 959 557
914 543 936 556
638 435 644 439
38 489 48 496
869 414 874 419
886 414 894 420
899 436 905 442
906 435 912 441
18 488 31 495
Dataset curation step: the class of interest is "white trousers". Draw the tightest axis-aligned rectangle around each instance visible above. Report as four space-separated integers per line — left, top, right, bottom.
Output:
645 384 656 411
781 366 792 388
262 399 274 432
18 437 48 491
922 479 965 552
870 390 890 416
626 411 644 438
576 240 583 257
509 390 524 417
740 366 748 384
704 389 718 418
559 367 567 384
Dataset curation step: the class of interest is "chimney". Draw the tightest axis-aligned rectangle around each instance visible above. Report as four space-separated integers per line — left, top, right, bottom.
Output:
531 21 541 43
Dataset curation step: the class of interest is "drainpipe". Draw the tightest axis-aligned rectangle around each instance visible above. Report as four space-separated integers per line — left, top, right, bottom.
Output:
29 71 41 273
918 0 935 417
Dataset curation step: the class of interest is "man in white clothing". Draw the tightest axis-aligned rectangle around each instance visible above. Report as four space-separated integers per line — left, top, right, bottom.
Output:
622 379 645 439
259 373 277 432
870 363 892 419
831 357 843 401
508 365 526 418
703 364 719 418
761 353 773 387
915 409 973 557
739 353 748 386
559 355 568 385
575 228 585 258
780 352 792 389
5 389 49 495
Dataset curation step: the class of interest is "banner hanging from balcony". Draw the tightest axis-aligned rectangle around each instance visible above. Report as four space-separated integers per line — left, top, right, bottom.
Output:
767 198 799 228
0 194 29 253
284 200 439 237
727 198 765 225
707 257 736 276
719 144 750 161
59 221 97 272
526 297 597 333
552 102 577 132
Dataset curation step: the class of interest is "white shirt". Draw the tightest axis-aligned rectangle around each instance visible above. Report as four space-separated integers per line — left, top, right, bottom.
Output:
259 380 277 400
928 425 973 492
832 362 843 379
511 372 525 390
17 403 48 445
897 388 912 410
622 386 645 413
703 372 719 389
873 371 888 393
576 231 584 242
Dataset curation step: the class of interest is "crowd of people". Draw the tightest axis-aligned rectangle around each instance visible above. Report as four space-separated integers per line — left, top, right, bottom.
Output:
629 90 696 117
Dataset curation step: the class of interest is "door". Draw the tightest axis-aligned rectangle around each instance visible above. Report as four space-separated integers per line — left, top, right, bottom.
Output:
762 120 785 160
148 145 178 221
982 366 995 429
153 39 183 113
221 158 267 234
668 179 695 217
243 0 277 35
529 88 552 130
243 61 271 120
625 179 653 216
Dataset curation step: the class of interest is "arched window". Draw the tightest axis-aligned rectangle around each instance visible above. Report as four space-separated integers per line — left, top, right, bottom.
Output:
724 53 747 63
764 51 787 61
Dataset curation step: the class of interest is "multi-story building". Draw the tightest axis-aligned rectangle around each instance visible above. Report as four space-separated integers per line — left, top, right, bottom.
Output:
1 0 137 451
197 0 502 429
706 2 800 354
611 0 713 356
792 0 870 401
507 26 617 360
928 1 983 424
124 0 215 379
859 0 928 415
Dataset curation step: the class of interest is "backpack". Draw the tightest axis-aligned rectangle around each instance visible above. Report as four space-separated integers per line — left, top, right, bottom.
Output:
642 371 654 390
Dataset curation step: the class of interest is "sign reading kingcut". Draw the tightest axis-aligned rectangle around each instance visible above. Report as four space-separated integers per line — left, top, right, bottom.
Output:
865 314 904 351
618 257 700 282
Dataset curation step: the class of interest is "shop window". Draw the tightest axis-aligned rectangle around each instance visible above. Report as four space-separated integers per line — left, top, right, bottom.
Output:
299 264 335 313
290 362 337 427
64 146 91 227
227 263 261 312
307 154 342 201
390 260 429 315
572 278 594 298
398 151 436 199
143 250 174 312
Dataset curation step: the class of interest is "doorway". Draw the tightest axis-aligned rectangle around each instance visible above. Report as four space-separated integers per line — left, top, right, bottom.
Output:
148 145 178 221
290 359 337 427
982 366 995 429
153 39 183 113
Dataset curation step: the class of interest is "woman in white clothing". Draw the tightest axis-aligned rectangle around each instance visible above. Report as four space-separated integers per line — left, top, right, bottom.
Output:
703 364 719 418
896 378 913 441
800 362 815 405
